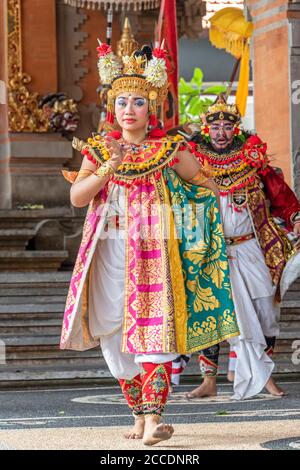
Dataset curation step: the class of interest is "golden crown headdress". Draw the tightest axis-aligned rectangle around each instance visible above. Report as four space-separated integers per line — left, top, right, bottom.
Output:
97 40 169 126
203 93 241 124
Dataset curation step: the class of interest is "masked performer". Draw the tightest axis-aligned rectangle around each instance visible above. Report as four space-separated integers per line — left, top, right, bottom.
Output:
60 45 239 444
173 94 300 400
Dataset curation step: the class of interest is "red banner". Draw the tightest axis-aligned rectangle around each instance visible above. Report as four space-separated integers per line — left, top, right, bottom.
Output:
157 0 179 130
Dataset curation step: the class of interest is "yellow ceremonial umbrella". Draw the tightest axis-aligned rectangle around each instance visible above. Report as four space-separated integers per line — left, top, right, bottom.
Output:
209 7 254 116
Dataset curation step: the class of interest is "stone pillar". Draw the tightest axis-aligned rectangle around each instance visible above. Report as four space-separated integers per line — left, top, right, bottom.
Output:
0 0 12 209
22 0 58 95
246 0 300 194
288 1 300 197
6 0 73 208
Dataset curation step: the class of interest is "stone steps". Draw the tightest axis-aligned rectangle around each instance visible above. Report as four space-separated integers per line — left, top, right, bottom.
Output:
0 207 85 269
281 300 300 307
5 345 99 360
0 229 36 250
0 271 299 387
284 291 300 300
2 354 101 368
0 289 68 297
0 271 71 282
1 335 61 346
0 325 62 336
0 296 67 305
3 343 99 367
0 270 103 382
0 251 68 271
0 304 65 315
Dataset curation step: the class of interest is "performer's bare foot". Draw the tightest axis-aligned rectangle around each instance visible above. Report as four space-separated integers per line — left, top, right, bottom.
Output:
227 371 235 383
265 377 288 396
143 415 174 446
169 385 174 394
124 416 145 439
186 377 217 398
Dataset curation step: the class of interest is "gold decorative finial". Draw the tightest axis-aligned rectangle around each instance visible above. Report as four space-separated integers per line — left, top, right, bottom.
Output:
117 17 139 58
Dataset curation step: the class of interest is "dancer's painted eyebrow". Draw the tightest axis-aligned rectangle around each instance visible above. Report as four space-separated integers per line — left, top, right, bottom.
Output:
117 96 145 101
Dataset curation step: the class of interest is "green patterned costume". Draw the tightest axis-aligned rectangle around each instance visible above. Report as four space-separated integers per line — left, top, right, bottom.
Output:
164 167 239 352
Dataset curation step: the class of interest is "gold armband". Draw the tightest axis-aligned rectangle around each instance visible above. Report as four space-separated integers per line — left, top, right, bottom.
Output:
74 169 94 184
187 170 209 185
94 162 115 179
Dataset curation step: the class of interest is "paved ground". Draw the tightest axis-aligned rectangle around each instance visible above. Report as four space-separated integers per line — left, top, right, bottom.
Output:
0 380 299 450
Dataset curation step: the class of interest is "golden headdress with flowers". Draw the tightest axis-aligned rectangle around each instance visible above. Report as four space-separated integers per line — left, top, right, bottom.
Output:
97 41 169 127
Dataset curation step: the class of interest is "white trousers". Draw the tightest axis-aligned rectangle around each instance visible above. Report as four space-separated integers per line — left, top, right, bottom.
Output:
100 327 177 380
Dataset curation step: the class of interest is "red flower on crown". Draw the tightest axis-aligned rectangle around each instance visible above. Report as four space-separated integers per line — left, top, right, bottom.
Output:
97 43 112 57
152 48 168 60
152 48 171 71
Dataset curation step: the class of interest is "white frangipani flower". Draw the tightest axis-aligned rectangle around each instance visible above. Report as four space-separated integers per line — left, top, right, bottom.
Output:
144 57 168 88
97 52 122 85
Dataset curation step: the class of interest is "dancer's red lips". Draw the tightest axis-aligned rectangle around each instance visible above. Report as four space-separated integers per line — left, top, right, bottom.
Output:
123 118 136 123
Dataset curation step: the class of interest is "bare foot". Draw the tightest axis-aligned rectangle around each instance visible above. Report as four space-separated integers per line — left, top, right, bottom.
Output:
169 385 174 395
186 377 217 399
124 416 145 439
143 415 174 446
227 371 235 383
265 377 288 397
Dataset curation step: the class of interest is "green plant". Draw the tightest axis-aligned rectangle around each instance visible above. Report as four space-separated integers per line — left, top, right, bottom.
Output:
179 67 227 124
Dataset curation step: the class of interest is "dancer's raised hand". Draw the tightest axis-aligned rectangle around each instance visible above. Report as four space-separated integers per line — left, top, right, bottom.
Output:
104 136 130 171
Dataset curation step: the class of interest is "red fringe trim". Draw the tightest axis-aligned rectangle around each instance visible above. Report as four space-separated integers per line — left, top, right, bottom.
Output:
81 148 97 165
168 157 179 167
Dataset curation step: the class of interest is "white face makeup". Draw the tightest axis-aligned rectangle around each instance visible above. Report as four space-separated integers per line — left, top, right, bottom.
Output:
115 93 149 132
